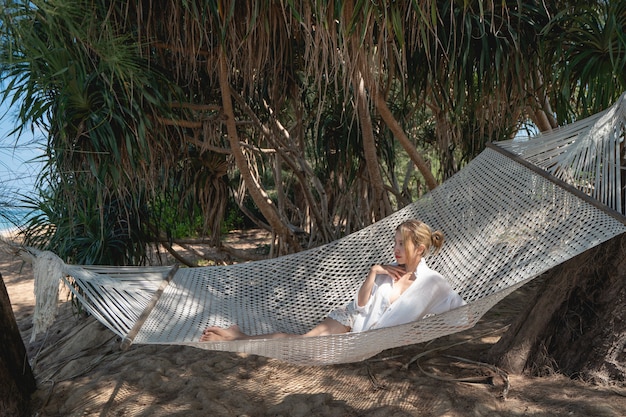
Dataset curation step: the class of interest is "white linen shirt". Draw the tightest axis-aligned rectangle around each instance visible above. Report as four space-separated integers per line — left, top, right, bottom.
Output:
350 259 465 332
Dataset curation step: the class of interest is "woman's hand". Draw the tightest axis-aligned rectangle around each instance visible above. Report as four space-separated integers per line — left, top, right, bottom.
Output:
358 264 407 307
370 264 406 281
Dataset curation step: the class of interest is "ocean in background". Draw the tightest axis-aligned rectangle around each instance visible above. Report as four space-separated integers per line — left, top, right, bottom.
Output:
0 206 37 234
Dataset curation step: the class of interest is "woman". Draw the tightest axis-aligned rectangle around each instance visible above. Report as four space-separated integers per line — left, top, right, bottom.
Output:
200 219 465 341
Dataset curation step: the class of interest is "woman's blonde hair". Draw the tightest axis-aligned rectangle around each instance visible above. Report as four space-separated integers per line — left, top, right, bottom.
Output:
396 219 444 263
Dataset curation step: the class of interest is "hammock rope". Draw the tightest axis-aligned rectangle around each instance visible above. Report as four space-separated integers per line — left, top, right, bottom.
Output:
29 93 626 365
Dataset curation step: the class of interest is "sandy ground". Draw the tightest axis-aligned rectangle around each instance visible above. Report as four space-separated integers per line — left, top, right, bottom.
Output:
3 233 626 417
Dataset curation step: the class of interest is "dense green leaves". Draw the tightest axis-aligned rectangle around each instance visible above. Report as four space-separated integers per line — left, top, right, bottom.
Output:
1 0 625 263
1 0 188 264
542 0 626 121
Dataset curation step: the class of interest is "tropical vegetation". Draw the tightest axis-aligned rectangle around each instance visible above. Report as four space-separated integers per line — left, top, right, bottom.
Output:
0 0 624 266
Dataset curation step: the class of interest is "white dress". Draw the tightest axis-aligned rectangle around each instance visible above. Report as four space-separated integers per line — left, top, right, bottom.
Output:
329 259 465 332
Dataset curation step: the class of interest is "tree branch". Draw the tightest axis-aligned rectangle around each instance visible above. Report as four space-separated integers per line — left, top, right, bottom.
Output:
373 88 439 190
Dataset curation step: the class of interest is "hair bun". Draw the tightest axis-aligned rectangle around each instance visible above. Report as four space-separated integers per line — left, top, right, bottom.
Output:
431 230 445 251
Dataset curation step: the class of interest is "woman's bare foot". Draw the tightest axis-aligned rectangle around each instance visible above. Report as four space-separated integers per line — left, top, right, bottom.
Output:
200 324 247 341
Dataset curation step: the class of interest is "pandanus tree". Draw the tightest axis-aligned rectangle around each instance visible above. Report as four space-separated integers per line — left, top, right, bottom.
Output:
486 0 626 382
0 0 191 264
1 0 548 259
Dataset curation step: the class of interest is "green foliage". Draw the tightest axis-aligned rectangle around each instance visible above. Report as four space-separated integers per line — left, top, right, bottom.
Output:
222 200 246 233
404 0 547 174
2 0 625 258
20 182 149 265
0 0 195 262
149 197 204 240
543 0 626 122
304 83 364 187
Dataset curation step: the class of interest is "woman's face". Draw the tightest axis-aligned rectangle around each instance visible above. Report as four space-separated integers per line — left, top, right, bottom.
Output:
394 229 425 268
393 231 406 265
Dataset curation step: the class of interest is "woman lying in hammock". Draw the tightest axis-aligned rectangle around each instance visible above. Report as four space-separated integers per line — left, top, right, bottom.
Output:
200 219 465 341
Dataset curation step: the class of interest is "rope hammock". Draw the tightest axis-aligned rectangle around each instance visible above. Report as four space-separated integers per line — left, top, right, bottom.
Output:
30 93 626 365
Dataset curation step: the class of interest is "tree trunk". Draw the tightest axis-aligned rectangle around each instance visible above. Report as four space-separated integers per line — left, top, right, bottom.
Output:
486 233 626 384
354 72 392 221
0 274 36 416
218 50 301 253
526 71 558 132
373 88 439 191
231 90 333 242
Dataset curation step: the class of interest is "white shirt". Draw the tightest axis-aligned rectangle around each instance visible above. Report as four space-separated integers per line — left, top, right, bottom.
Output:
350 259 465 332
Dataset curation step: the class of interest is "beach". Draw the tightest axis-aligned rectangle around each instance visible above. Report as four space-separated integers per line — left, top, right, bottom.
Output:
3 232 626 416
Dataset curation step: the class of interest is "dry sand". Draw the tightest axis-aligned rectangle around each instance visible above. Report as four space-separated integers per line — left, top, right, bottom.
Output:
3 234 626 416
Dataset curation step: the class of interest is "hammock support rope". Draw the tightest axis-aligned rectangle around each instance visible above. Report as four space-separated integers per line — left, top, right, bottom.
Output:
31 93 626 365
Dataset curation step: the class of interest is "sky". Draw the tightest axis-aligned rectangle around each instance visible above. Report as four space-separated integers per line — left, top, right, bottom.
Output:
0 96 45 199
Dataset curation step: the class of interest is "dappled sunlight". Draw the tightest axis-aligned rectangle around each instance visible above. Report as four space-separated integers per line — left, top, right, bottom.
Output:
4 237 626 416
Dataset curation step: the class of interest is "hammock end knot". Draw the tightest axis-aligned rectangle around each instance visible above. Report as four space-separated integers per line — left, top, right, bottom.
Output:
21 248 67 343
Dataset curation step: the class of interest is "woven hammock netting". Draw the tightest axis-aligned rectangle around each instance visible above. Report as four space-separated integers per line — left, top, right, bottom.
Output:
40 93 626 365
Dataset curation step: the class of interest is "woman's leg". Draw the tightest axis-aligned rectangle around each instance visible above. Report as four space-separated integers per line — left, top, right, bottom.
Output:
200 325 290 341
303 317 351 336
200 317 350 342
